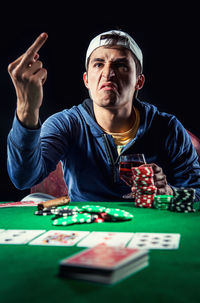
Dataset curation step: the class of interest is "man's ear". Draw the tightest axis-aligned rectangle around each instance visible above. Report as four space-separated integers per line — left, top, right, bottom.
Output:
135 74 145 91
83 72 89 89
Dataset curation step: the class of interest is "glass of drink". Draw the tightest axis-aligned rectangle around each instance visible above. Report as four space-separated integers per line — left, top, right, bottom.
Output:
119 154 146 198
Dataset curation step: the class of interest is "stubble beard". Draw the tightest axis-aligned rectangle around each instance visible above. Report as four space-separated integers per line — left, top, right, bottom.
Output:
95 90 120 109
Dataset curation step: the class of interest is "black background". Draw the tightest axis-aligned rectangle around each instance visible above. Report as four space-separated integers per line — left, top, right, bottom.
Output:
1 2 199 201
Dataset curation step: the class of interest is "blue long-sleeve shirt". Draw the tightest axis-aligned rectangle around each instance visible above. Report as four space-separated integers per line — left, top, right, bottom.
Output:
7 98 200 201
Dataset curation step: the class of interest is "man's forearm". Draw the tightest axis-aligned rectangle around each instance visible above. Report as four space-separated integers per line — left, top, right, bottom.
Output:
7 114 44 189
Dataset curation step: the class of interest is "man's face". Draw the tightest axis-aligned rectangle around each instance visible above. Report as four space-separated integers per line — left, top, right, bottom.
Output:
83 46 141 110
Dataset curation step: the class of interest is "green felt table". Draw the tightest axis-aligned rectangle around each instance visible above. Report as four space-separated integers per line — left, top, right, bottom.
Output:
0 201 200 303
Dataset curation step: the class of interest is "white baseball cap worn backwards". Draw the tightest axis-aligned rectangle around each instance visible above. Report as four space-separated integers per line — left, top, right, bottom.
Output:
85 30 143 70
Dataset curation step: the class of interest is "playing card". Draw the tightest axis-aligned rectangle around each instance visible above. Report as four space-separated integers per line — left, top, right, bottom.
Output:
77 231 134 248
127 233 181 249
29 230 90 246
61 243 148 269
0 229 46 244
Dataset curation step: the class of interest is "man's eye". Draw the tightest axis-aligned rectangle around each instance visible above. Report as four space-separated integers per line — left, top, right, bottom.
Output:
115 63 129 71
94 63 103 68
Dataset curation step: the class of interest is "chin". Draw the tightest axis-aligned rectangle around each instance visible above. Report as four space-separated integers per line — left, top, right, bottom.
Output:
96 93 119 108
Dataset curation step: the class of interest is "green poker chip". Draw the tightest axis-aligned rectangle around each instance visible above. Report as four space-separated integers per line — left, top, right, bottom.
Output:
153 196 173 210
81 205 108 213
154 195 173 203
153 203 170 210
52 213 97 226
53 217 78 226
104 208 134 221
81 205 134 221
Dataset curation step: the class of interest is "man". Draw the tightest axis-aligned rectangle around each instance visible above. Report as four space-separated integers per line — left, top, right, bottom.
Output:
7 30 200 201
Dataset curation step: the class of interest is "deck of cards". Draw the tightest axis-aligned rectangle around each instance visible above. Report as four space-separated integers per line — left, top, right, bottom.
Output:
59 243 149 285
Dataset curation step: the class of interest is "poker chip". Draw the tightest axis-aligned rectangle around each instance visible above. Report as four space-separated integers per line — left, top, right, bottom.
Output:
51 209 79 217
81 205 108 213
34 203 134 225
132 176 154 186
52 205 83 212
81 206 133 222
53 213 99 226
153 195 173 210
170 203 198 213
34 207 55 216
153 204 170 210
152 189 199 213
170 188 197 213
103 208 134 221
172 188 196 203
132 167 154 176
134 196 154 208
154 195 173 202
132 166 156 208
136 185 157 195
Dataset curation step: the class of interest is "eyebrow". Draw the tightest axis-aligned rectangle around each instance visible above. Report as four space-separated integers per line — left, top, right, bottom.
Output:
91 57 129 64
91 58 105 63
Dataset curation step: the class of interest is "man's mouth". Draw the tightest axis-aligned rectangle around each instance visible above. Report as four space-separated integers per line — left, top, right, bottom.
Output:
100 82 118 92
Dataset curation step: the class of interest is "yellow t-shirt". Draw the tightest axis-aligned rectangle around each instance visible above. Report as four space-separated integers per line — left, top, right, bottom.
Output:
104 106 140 155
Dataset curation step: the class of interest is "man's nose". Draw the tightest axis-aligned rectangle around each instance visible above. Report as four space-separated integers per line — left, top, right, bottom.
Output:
102 64 115 79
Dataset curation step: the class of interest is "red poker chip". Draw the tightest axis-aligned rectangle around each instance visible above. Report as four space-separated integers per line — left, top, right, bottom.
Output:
135 202 152 208
132 175 154 180
135 189 157 195
135 196 154 202
135 194 155 208
136 185 157 191
94 218 104 223
133 174 152 179
135 194 155 200
132 167 153 176
135 199 153 203
131 165 156 208
136 189 157 195
133 180 154 187
133 180 154 186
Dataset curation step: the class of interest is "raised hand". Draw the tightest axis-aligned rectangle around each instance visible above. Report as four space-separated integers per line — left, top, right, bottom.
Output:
8 33 48 128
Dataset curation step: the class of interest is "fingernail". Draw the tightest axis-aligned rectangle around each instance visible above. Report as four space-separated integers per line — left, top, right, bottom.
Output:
41 32 48 38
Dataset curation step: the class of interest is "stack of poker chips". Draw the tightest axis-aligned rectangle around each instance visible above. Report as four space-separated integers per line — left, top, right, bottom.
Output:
153 188 200 213
131 167 157 208
153 195 173 210
34 205 134 226
169 188 199 213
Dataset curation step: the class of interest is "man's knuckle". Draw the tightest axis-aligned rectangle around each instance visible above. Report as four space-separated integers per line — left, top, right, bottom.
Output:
37 60 43 68
8 63 14 73
12 69 22 81
21 72 30 82
42 68 47 76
